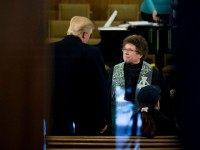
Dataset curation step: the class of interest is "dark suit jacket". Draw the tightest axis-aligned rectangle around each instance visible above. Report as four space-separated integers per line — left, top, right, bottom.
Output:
49 35 108 135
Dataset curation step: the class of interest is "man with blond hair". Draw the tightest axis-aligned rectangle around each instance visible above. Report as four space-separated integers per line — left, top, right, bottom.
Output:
67 16 93 43
49 16 108 135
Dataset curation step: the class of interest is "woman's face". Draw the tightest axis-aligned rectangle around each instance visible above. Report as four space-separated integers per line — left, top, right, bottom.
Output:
122 43 143 64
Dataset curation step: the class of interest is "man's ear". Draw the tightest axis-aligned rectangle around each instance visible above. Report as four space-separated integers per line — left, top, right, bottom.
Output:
82 32 86 39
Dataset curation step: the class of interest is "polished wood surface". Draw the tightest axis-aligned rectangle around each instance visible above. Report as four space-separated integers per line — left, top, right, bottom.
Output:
47 136 183 149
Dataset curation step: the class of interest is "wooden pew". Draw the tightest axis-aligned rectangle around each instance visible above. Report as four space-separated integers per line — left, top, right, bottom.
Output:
47 136 183 150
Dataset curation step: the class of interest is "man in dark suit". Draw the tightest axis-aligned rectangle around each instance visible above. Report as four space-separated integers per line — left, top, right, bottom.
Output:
49 16 108 135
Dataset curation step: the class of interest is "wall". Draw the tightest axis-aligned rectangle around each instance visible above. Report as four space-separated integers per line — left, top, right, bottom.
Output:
50 0 142 20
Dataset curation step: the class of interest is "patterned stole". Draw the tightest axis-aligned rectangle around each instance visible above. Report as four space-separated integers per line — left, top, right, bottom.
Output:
111 61 153 135
112 61 153 102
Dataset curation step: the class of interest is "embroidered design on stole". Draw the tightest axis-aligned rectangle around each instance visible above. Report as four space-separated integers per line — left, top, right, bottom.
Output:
111 61 153 135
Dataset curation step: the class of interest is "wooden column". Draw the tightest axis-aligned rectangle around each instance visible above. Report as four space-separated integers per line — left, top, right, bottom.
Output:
0 0 49 149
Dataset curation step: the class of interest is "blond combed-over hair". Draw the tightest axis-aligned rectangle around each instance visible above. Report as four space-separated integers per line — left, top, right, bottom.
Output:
67 16 94 36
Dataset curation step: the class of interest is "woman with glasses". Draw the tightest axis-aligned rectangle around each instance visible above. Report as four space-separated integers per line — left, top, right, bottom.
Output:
107 35 163 136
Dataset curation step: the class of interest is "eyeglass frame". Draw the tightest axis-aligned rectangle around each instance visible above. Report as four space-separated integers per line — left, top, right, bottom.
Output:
122 48 140 54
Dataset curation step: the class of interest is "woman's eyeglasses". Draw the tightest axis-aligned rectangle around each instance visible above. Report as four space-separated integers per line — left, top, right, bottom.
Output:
122 48 138 54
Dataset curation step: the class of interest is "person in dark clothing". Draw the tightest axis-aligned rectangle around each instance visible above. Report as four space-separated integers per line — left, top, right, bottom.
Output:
135 85 177 138
48 16 108 135
161 65 177 120
107 35 162 136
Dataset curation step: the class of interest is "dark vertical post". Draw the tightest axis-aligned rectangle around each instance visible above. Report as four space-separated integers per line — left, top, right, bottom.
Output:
0 0 49 149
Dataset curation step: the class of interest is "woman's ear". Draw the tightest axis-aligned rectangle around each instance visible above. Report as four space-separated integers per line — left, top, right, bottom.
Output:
139 54 143 59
